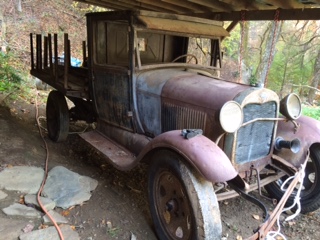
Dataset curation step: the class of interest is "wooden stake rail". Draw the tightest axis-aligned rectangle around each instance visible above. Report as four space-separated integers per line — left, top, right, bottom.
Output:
30 33 89 99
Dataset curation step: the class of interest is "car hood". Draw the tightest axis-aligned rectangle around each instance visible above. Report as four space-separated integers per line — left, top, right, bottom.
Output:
136 68 249 110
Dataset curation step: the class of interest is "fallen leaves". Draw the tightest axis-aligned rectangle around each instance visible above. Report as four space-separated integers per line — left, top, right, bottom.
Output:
252 214 260 220
61 210 70 217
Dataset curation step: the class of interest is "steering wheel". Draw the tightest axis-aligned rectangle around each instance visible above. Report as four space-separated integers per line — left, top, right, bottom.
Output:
172 54 198 64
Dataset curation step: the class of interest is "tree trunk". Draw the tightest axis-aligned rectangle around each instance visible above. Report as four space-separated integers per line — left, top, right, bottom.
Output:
0 4 6 51
257 21 283 87
308 49 320 104
240 21 251 84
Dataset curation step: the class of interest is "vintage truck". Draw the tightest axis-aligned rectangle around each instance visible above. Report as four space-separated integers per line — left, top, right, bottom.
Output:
30 10 320 239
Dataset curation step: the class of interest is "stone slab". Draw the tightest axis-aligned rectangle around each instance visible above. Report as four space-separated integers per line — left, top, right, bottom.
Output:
19 225 79 240
0 166 44 194
0 217 26 240
2 203 41 218
42 166 98 209
43 210 68 224
24 194 56 211
0 190 8 200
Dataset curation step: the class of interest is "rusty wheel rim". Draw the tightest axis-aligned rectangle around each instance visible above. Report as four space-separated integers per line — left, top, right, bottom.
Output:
154 170 192 240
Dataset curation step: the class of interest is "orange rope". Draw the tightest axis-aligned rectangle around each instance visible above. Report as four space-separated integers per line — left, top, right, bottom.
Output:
264 9 280 87
35 90 65 240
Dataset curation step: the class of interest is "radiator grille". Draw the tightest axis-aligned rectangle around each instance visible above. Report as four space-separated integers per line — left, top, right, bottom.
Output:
162 102 206 132
235 102 277 164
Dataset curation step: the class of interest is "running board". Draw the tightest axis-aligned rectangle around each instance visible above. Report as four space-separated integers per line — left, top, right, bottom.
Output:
79 131 136 171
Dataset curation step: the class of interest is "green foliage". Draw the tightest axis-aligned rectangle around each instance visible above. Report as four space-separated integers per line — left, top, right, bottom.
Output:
221 23 240 59
302 106 320 121
0 52 23 91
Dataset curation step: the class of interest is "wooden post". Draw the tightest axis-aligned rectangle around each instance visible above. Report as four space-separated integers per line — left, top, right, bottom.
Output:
30 33 34 70
44 36 48 68
82 40 86 67
48 34 53 76
36 34 42 70
64 33 69 89
54 33 58 82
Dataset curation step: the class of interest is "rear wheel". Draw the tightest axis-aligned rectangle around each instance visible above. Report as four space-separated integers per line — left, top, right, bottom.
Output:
46 90 69 142
265 145 320 213
148 151 221 240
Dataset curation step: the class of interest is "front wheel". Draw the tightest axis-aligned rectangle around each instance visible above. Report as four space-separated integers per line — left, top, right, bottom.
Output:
265 145 320 213
148 151 221 240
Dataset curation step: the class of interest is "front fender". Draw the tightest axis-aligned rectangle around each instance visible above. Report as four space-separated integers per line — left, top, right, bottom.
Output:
138 130 237 183
276 116 320 167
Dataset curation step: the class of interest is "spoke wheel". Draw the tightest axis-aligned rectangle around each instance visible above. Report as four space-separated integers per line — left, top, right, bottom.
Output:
148 151 221 240
46 90 69 142
265 145 320 213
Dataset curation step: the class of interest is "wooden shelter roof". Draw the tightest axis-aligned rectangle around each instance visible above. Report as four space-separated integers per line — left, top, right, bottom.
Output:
75 0 320 21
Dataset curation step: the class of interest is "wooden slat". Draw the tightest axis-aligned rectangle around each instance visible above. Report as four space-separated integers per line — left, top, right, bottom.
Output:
48 34 53 76
64 33 69 89
30 33 34 70
44 36 48 68
54 34 58 82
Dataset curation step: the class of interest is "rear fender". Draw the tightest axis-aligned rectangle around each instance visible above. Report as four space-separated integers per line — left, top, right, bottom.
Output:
276 116 320 167
139 130 238 183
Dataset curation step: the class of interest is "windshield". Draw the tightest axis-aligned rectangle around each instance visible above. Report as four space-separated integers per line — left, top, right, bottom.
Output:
136 30 222 74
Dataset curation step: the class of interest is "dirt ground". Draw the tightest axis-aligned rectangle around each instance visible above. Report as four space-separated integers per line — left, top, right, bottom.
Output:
0 90 320 240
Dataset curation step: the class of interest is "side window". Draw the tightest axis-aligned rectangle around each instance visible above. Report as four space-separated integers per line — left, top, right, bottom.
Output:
95 21 107 64
137 32 164 64
188 37 212 66
94 21 129 66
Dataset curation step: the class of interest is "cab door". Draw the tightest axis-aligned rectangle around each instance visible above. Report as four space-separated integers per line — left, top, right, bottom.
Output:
89 19 133 132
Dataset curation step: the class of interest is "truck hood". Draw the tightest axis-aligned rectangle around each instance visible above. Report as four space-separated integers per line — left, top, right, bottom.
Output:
136 68 249 110
135 68 250 137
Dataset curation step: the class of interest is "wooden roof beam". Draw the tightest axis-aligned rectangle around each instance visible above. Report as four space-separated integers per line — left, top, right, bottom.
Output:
261 0 306 9
76 0 125 10
136 0 193 13
204 8 320 21
187 0 233 12
161 0 214 13
118 0 176 13
220 0 260 10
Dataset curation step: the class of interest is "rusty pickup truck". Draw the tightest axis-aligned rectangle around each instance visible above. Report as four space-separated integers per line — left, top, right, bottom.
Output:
30 10 320 239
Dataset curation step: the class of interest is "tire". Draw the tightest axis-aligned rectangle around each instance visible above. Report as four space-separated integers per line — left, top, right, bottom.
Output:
46 90 69 142
148 150 222 240
265 145 320 214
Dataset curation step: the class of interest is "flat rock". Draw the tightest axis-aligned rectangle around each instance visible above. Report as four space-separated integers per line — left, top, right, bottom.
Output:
2 203 41 218
42 166 98 209
24 194 56 211
0 217 27 240
43 210 68 224
19 225 79 240
0 166 44 194
0 190 8 200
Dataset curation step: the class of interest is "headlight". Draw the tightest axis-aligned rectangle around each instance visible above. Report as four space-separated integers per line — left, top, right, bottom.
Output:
280 93 302 120
219 101 243 133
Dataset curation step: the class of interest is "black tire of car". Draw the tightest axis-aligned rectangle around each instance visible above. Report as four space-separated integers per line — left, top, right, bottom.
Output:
265 145 320 214
148 150 222 240
46 90 69 142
